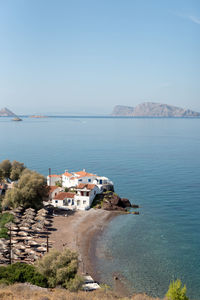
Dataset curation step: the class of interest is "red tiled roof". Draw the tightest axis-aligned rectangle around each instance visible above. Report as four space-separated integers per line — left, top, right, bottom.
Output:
62 172 73 177
76 183 96 190
49 186 59 193
48 174 61 178
75 171 95 178
54 192 75 200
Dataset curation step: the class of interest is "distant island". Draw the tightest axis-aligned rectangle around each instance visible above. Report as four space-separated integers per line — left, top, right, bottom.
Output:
0 107 22 121
0 107 17 117
112 102 200 117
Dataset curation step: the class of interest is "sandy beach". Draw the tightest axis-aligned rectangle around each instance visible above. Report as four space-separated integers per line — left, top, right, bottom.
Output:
50 208 117 278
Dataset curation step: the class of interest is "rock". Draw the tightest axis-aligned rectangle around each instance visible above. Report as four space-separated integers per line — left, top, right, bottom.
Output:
120 198 132 208
132 204 139 208
112 102 200 117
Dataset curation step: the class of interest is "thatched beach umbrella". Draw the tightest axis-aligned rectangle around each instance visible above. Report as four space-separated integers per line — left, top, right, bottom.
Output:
28 241 40 247
20 227 30 231
37 208 47 214
14 218 21 224
15 244 26 250
36 247 47 252
18 231 28 236
35 215 45 221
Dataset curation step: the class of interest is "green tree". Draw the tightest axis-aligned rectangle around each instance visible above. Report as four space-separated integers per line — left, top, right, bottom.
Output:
166 279 189 300
0 160 12 178
55 180 62 187
35 248 83 291
10 160 26 181
2 169 48 210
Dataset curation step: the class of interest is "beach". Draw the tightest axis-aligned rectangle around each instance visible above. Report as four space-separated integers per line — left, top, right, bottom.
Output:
50 209 117 278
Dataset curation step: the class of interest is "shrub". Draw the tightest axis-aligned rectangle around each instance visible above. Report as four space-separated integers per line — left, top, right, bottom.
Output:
0 263 48 287
35 248 82 290
166 279 189 300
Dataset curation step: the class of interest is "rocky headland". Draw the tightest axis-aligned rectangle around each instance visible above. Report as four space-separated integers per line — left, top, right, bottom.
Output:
0 107 17 117
92 191 139 212
112 102 200 117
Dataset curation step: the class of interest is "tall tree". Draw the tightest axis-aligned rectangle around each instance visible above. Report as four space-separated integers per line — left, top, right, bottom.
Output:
10 160 26 181
2 169 48 209
0 160 12 178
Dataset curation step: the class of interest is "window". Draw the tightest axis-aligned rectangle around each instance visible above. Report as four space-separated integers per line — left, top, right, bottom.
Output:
55 200 58 203
86 192 89 196
83 200 86 204
99 179 102 184
68 199 71 204
79 179 82 182
77 200 80 206
88 179 91 182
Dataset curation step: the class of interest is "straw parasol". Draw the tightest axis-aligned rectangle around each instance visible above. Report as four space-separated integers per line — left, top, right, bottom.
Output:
28 241 40 247
20 227 30 231
36 247 47 252
18 231 28 236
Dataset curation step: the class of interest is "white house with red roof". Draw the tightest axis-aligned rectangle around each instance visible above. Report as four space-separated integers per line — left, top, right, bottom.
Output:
52 192 75 209
47 169 113 193
62 170 97 188
52 183 99 210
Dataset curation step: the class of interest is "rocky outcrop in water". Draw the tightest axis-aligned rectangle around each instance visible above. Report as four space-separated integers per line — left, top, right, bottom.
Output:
112 102 200 117
93 191 137 211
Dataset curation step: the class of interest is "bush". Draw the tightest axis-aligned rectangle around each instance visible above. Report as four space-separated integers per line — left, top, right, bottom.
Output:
0 213 14 238
0 263 48 287
35 248 82 290
166 279 189 300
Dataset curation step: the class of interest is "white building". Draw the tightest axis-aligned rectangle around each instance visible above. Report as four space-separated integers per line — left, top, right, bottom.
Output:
62 170 97 188
52 183 100 210
75 183 100 210
48 169 113 192
52 192 75 209
47 174 62 186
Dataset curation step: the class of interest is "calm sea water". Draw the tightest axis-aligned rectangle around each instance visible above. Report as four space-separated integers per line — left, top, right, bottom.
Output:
1 117 200 299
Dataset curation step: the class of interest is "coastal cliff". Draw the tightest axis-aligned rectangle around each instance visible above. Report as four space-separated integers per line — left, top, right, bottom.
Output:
112 102 200 117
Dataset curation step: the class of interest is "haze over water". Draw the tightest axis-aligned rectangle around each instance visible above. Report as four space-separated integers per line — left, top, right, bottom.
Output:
1 117 200 299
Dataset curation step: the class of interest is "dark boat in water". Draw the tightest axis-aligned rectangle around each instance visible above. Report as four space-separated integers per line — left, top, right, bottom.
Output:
12 117 22 121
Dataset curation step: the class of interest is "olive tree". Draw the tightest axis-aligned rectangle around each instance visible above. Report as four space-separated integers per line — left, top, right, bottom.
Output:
2 169 48 209
0 160 12 178
35 249 83 291
10 160 26 181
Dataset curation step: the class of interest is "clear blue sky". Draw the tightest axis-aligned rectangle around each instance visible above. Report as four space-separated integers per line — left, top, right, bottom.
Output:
0 0 199 115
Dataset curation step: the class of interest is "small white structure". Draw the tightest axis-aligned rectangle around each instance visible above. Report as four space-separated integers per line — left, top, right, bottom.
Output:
52 184 100 210
75 183 100 210
82 275 100 291
52 192 75 209
47 174 62 186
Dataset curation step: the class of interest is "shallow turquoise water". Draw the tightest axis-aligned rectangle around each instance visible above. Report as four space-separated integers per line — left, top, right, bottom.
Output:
1 117 200 299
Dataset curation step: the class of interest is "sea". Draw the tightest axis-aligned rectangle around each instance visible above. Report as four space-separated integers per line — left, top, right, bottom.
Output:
1 116 200 299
